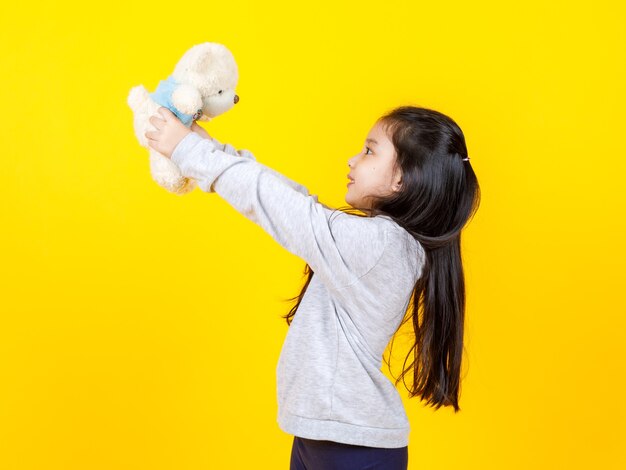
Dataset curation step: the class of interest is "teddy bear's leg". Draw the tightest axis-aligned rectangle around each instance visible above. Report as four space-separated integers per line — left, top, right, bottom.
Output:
148 148 197 195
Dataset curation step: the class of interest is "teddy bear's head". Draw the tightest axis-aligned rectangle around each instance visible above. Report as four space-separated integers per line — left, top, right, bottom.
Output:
172 42 239 121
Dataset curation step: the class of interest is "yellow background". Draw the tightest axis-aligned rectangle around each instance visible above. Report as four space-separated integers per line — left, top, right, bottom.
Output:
1 0 624 468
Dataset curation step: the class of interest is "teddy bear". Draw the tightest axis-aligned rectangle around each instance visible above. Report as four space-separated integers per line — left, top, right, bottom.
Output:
127 42 240 195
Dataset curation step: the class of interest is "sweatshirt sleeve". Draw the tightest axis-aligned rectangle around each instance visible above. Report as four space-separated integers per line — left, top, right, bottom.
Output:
171 131 389 292
201 135 318 202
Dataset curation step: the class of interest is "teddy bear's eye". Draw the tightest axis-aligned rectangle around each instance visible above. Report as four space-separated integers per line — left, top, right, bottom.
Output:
218 90 223 94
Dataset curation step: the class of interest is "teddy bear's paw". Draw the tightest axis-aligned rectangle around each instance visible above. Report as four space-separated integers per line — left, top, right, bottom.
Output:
171 84 203 115
165 177 197 195
127 85 149 111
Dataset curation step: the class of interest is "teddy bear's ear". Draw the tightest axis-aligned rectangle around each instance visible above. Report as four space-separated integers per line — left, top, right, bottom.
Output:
174 43 239 87
177 43 218 73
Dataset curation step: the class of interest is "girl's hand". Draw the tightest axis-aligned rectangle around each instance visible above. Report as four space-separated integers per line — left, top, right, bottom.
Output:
145 107 192 159
191 120 212 140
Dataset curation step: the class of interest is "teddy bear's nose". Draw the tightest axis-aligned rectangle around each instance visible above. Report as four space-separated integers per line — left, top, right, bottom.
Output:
234 94 239 104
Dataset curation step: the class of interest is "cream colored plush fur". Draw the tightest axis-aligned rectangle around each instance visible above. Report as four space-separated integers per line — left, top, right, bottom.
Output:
127 42 239 195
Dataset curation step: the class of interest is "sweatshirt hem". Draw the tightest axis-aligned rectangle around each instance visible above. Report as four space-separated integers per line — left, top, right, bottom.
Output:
278 410 409 449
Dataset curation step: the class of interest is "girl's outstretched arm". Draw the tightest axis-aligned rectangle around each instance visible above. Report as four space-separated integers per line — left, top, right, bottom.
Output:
204 134 318 202
170 131 391 293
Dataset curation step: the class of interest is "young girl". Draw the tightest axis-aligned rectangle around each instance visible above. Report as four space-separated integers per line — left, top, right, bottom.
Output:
145 105 480 470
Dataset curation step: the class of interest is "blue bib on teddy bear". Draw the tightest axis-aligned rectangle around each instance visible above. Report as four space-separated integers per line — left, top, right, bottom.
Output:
149 75 199 127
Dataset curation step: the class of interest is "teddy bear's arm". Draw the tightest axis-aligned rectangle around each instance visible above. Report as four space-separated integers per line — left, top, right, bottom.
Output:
171 84 203 115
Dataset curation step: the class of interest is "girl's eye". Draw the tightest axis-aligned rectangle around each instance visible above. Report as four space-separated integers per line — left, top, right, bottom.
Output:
364 146 373 155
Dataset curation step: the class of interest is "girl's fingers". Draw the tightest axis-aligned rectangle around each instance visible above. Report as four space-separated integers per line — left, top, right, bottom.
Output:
158 107 173 119
149 115 163 129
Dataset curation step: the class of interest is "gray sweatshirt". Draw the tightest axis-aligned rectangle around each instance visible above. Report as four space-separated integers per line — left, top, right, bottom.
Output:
171 131 425 448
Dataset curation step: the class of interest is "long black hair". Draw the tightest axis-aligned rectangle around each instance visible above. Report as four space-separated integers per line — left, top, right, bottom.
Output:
281 105 481 412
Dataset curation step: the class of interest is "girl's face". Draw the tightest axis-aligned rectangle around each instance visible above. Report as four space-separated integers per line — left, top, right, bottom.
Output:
345 120 402 213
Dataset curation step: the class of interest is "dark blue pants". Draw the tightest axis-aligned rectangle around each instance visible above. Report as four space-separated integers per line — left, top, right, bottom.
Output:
289 436 408 470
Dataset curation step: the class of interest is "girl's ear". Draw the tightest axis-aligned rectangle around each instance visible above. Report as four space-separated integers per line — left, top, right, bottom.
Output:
392 168 403 191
